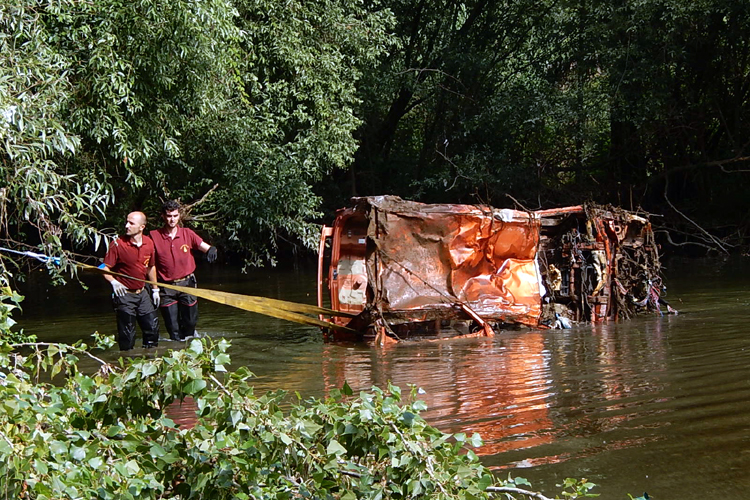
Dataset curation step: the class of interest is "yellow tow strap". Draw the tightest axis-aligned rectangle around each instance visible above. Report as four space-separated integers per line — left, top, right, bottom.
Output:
79 263 357 335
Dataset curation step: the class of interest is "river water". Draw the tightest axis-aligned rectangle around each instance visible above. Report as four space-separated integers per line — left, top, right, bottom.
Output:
17 256 750 499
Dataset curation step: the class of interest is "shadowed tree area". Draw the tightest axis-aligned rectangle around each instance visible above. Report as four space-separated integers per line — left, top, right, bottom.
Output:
341 0 750 255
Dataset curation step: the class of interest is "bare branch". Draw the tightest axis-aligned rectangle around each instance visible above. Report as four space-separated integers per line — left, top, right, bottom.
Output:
663 176 730 254
187 210 220 222
434 148 470 191
11 342 112 369
486 486 553 500
653 229 719 251
654 153 750 180
181 183 220 218
505 193 531 212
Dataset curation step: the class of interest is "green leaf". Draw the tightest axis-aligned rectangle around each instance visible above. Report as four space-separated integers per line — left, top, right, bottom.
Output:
160 451 180 465
515 477 532 487
70 446 86 461
478 474 493 491
400 411 415 426
184 379 207 394
49 441 68 456
189 339 204 354
34 459 49 475
124 460 140 475
468 433 483 447
302 420 322 437
342 381 353 396
106 425 124 437
141 363 158 377
326 439 347 456
149 444 167 458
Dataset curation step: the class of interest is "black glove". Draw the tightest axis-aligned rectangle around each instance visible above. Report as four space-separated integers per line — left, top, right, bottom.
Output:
206 246 218 263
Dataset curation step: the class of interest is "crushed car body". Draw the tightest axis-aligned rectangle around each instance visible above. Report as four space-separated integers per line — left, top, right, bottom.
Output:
317 196 674 343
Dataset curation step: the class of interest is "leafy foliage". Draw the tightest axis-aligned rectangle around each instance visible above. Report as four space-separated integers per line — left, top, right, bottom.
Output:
1 0 114 272
1 0 394 276
1 0 238 276
167 0 395 265
0 276 33 343
0 335 593 499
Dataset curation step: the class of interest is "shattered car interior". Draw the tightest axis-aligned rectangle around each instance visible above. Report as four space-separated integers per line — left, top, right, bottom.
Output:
318 196 674 343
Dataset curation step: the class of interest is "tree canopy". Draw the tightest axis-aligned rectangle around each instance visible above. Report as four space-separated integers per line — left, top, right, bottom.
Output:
2 0 749 279
1 0 393 275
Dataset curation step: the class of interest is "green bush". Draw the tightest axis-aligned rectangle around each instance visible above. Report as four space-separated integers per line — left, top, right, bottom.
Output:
0 334 597 499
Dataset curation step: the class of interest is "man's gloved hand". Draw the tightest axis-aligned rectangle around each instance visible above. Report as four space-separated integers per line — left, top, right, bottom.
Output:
206 246 218 263
110 280 127 297
151 288 161 307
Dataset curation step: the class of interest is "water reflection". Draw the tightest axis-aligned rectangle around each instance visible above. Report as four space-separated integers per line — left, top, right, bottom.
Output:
320 334 556 456
317 318 675 466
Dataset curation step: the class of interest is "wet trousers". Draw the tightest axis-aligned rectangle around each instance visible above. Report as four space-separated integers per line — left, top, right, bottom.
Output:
113 288 159 350
159 274 199 341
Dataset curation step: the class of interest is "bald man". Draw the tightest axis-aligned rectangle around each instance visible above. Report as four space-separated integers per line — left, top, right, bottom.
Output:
102 211 160 350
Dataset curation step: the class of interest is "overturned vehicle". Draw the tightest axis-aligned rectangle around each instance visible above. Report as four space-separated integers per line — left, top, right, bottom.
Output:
317 196 675 343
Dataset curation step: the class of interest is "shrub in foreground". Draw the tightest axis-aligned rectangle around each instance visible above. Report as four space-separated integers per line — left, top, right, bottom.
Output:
0 336 597 499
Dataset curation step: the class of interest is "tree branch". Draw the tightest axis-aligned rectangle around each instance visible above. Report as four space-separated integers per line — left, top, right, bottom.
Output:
181 183 220 217
11 342 111 368
663 176 730 254
486 485 553 500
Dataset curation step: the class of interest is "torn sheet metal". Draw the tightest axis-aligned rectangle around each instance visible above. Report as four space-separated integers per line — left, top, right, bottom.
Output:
318 196 672 342
364 196 542 326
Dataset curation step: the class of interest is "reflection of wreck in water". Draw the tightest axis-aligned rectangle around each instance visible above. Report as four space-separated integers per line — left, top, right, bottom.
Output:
318 196 674 342
319 317 675 465
320 333 555 457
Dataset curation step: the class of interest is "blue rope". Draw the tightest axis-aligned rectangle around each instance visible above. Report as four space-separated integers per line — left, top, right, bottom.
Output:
0 247 61 265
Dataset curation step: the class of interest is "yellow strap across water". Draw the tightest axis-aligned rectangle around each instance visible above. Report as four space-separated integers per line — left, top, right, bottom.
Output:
79 263 357 335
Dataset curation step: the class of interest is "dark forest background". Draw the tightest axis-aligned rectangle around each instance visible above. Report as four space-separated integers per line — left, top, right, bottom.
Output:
3 0 749 275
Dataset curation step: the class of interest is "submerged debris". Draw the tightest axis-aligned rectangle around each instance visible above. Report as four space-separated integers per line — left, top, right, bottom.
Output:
318 196 674 342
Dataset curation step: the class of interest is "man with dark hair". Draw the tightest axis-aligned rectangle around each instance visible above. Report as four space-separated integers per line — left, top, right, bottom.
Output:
102 211 160 350
150 200 217 341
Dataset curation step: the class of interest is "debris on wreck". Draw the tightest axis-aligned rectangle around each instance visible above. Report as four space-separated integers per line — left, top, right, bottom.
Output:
317 196 675 343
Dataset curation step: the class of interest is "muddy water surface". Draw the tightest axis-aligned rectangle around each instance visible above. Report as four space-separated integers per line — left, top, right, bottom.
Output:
18 256 750 499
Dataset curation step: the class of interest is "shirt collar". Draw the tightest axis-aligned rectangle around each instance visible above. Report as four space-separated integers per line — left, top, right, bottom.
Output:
120 235 143 247
158 227 182 239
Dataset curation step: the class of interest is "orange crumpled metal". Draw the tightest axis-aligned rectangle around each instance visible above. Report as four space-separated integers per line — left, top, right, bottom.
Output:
360 196 543 326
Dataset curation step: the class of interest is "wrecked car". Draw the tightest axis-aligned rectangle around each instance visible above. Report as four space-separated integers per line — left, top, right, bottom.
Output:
317 196 674 343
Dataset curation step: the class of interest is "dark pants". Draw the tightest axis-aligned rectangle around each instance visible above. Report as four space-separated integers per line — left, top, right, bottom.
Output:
159 275 199 341
113 288 159 350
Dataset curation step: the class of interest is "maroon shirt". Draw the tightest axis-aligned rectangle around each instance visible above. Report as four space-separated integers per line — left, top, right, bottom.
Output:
103 235 155 290
149 227 204 281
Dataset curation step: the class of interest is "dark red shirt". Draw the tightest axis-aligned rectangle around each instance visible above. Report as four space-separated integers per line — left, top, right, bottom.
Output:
149 227 204 281
103 235 155 290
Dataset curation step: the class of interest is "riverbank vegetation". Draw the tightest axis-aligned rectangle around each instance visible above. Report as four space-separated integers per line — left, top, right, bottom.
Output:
2 0 750 279
0 325 599 499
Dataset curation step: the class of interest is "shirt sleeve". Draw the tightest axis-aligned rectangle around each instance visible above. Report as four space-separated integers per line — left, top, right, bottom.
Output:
186 228 204 250
145 236 156 266
103 239 119 268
